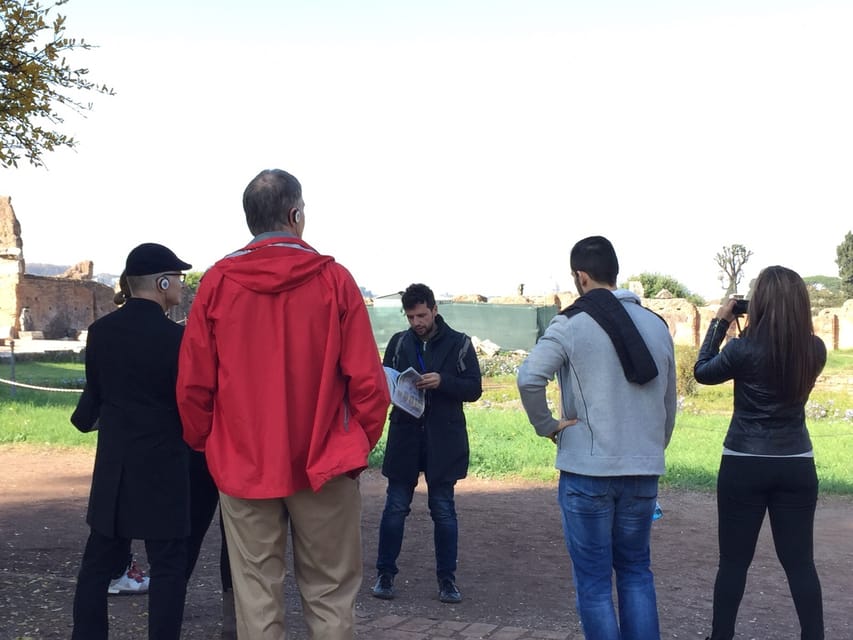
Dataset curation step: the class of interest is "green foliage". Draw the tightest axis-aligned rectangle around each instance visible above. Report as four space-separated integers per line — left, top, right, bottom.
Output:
824 348 853 372
666 412 853 494
714 244 753 296
659 414 722 490
804 275 843 290
804 275 846 312
835 231 853 299
0 361 87 445
184 270 204 294
466 408 558 481
477 352 525 378
675 344 698 397
0 360 84 388
0 0 113 168
5 352 853 494
622 272 705 306
478 377 522 405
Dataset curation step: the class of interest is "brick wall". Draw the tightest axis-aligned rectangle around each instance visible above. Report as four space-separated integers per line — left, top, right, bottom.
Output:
17 275 115 339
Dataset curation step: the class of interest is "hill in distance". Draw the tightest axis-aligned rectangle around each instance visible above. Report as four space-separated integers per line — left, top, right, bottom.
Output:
26 263 118 287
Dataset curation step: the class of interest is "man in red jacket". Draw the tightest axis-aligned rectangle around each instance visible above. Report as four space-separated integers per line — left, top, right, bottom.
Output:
177 168 390 640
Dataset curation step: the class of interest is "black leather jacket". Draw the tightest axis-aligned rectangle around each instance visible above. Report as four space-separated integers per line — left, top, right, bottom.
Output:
694 318 826 456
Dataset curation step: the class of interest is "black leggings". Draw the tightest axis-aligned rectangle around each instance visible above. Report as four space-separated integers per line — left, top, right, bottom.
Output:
710 455 823 640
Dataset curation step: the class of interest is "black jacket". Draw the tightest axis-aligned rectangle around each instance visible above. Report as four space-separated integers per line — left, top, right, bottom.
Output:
694 318 826 455
72 298 190 540
382 315 482 484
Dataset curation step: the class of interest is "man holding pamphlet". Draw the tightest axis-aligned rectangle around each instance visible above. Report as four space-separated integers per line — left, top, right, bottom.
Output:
373 283 482 604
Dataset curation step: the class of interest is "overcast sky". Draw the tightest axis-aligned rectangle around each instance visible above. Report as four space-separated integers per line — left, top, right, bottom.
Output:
3 0 852 300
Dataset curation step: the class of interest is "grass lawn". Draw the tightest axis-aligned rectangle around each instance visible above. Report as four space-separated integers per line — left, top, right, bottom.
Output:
2 356 852 494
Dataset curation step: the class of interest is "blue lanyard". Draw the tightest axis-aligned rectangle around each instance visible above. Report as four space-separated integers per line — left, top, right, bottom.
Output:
415 340 426 373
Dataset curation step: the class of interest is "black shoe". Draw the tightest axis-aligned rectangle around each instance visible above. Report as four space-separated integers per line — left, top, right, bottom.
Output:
438 578 462 603
372 573 395 600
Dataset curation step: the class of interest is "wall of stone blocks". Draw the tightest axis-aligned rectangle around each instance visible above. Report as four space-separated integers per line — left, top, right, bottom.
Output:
653 300 848 351
17 275 115 339
464 295 851 351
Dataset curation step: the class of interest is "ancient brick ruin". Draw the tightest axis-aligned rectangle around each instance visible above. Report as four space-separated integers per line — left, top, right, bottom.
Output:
0 196 115 340
4 192 852 349
451 285 853 351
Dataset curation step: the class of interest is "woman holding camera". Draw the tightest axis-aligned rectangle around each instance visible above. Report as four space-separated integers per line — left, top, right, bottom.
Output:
694 265 826 640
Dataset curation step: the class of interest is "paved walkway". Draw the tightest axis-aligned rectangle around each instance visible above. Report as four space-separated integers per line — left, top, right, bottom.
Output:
0 337 85 356
354 614 577 639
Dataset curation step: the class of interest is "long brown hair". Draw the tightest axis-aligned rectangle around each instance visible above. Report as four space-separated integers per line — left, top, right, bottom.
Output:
743 265 822 402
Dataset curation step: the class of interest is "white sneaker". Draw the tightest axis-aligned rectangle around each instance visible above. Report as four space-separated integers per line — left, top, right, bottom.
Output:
108 559 150 595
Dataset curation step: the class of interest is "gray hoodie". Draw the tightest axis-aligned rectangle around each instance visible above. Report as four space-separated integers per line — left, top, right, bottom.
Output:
517 289 677 477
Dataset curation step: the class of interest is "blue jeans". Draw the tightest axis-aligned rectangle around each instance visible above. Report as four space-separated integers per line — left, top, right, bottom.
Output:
376 479 458 581
558 472 660 640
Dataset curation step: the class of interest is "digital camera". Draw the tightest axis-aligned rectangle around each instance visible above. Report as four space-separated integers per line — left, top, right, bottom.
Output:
732 298 749 316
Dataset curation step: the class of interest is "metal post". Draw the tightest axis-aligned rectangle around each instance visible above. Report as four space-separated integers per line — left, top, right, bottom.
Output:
9 339 15 398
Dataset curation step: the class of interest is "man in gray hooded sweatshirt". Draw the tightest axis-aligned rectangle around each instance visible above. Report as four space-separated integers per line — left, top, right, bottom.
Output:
517 235 676 640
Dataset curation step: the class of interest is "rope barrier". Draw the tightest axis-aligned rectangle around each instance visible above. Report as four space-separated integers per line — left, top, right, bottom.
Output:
0 377 83 393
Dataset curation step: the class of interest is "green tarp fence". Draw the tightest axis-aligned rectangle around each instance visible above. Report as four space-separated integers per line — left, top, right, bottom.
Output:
367 302 558 353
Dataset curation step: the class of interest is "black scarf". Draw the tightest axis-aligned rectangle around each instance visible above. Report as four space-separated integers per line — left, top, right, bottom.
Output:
561 288 659 385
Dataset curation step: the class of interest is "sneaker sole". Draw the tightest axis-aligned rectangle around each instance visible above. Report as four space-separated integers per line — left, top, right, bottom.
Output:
371 590 395 600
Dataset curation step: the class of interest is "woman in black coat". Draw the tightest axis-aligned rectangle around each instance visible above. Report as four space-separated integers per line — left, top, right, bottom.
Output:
70 243 192 640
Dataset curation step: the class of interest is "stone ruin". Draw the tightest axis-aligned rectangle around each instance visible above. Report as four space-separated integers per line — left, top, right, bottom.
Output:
6 192 850 350
0 196 115 340
449 278 853 352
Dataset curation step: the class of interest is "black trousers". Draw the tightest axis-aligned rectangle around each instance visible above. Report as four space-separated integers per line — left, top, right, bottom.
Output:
72 530 187 640
106 452 232 587
187 449 232 590
710 455 824 640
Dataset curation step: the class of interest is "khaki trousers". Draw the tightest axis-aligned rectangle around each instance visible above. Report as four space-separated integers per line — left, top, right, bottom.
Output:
219 475 362 640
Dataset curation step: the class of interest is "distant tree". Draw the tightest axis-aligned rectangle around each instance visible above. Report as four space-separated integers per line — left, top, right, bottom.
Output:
714 244 753 296
622 272 705 307
804 275 846 311
184 271 203 294
0 0 113 168
835 232 853 299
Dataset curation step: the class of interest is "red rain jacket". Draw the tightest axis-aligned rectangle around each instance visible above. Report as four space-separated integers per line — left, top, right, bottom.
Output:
177 235 389 498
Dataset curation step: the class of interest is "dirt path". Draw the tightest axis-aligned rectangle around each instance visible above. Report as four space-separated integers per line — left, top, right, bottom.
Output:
1 445 851 639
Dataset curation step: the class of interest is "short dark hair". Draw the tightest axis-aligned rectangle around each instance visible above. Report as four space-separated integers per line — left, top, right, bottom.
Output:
243 169 302 236
401 283 436 310
570 235 619 286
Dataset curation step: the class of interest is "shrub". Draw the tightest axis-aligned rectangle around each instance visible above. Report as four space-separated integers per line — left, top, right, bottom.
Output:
477 352 527 378
676 345 698 397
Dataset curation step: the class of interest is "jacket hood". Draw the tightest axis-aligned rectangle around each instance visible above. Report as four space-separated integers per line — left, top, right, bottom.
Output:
215 236 335 294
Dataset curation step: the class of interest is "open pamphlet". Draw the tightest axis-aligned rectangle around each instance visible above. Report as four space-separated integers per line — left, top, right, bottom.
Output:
383 366 425 418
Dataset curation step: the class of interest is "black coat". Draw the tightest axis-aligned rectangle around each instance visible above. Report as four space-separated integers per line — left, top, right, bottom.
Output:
71 298 190 540
381 315 482 484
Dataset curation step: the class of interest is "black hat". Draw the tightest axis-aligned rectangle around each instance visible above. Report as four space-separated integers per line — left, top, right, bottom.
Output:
125 243 192 276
